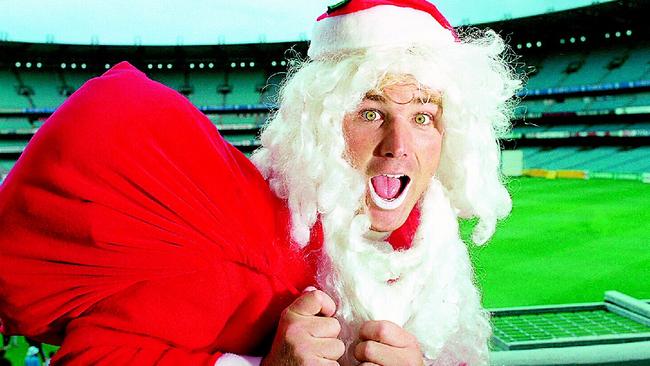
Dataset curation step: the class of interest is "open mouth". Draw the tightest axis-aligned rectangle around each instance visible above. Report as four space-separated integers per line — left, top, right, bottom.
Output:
368 174 411 210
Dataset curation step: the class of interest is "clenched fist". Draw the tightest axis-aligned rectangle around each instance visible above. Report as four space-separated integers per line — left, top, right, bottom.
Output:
262 287 345 366
354 320 424 366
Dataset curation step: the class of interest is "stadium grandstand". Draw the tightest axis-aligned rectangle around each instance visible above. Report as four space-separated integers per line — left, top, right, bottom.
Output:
0 1 649 365
498 1 650 183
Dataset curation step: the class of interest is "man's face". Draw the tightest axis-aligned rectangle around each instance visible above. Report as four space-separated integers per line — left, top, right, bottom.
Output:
342 80 444 232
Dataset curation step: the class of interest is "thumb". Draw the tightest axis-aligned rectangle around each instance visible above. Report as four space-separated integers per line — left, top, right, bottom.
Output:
292 287 337 317
303 286 318 293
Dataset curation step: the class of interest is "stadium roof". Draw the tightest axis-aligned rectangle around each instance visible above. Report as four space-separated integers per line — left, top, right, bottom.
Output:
0 0 614 46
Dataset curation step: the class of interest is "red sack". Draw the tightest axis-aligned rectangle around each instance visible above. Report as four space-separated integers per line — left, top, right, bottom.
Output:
0 62 317 365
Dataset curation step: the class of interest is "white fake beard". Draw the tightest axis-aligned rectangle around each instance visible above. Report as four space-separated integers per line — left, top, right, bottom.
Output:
316 178 491 366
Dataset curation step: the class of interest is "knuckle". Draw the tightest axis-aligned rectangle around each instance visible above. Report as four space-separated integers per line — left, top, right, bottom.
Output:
360 320 372 332
365 341 378 357
293 346 311 362
326 317 342 335
291 292 315 312
310 289 325 303
356 340 375 359
359 321 372 338
354 342 363 360
290 296 307 310
404 327 418 342
302 291 321 308
407 357 423 366
284 322 304 341
315 289 334 305
375 321 391 340
303 358 322 366
281 306 298 322
405 347 424 366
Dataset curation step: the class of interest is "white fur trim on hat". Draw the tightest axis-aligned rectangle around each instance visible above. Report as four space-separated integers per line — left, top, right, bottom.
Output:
308 5 456 60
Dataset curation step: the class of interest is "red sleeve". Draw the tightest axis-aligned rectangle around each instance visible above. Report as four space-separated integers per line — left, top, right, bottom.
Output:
0 62 302 365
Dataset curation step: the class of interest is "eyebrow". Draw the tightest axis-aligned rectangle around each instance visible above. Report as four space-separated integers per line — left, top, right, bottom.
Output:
364 91 442 106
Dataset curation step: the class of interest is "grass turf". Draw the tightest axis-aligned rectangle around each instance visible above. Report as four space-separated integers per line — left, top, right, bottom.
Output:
0 336 57 365
464 177 650 309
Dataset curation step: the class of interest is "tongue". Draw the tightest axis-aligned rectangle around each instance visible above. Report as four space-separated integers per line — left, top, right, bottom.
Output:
371 175 401 200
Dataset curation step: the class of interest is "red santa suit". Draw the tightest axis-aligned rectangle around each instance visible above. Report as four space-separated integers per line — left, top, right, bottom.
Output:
0 62 418 365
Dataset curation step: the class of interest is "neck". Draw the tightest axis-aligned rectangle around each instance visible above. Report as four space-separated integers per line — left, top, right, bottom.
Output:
363 229 391 242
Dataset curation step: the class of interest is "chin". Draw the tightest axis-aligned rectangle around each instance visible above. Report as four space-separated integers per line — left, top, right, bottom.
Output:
367 199 413 232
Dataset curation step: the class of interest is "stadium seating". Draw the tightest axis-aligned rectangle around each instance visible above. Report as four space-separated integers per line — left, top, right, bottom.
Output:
0 117 34 133
0 159 15 169
633 121 650 130
542 124 589 133
522 147 581 169
513 122 650 135
260 72 285 106
64 70 98 91
3 39 650 183
19 70 67 108
148 70 186 93
557 147 620 171
226 70 266 105
525 52 579 90
521 145 650 174
512 123 547 134
0 140 27 154
526 42 650 90
0 70 32 109
0 159 15 179
224 134 259 146
558 49 610 87
0 69 102 110
544 97 585 113
584 146 650 173
586 94 633 111
211 113 262 126
519 35 650 160
600 41 650 83
520 99 547 114
1 67 276 113
188 70 227 106
580 123 630 132
627 91 650 107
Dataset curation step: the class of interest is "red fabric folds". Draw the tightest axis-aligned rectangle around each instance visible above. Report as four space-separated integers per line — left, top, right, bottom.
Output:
0 62 316 365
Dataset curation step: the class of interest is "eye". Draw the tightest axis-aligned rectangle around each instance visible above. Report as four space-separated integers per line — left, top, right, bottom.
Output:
414 113 433 125
361 110 381 122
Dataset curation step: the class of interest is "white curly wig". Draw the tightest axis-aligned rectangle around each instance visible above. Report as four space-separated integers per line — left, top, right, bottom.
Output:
251 7 521 365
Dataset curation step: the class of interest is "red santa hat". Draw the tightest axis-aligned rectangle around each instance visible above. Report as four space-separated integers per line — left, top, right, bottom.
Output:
308 0 459 60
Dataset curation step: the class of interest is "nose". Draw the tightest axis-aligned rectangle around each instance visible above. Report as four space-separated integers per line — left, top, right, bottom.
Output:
377 117 411 158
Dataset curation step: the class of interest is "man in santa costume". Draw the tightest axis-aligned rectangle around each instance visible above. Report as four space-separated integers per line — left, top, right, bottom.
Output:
0 0 520 365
